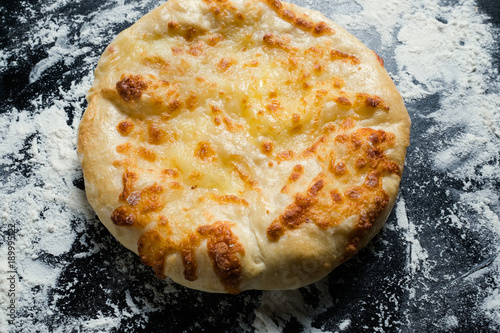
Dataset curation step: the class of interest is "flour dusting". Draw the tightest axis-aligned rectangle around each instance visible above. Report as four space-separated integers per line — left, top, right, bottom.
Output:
1 0 499 331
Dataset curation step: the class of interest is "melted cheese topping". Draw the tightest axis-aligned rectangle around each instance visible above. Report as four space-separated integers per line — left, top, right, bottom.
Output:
78 0 410 293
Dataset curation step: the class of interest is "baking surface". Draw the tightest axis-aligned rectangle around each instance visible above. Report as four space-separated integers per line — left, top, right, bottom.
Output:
0 0 499 332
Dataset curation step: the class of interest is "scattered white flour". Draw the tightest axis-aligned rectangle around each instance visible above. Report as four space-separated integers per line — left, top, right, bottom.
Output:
1 0 499 332
337 318 351 331
394 197 429 280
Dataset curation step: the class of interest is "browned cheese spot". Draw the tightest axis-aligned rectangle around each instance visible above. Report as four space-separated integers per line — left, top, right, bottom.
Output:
112 170 165 228
116 74 148 101
332 161 348 176
267 0 283 10
335 96 352 106
343 192 389 260
313 21 332 35
137 147 157 162
295 17 314 29
168 99 181 112
117 120 135 136
222 116 244 132
333 128 398 173
248 59 259 67
136 215 202 281
356 93 390 111
264 0 334 36
266 99 280 112
126 191 141 206
267 179 324 241
345 186 364 199
197 221 245 294
387 161 402 176
119 171 138 202
195 142 217 162
137 218 198 280
302 135 327 156
112 184 164 227
137 185 164 213
316 89 328 98
323 123 336 132
185 93 198 110
341 118 357 130
261 140 274 155
169 182 182 190
137 228 173 279
207 34 223 46
366 96 381 108
171 46 183 55
214 115 222 126
181 233 200 281
330 190 343 204
116 143 132 154
364 171 380 188
276 150 295 160
188 42 204 56
288 164 304 182
351 132 363 149
211 104 222 114
356 157 368 169
148 123 167 145
162 168 180 178
111 206 137 226
185 27 199 41
263 33 291 51
303 82 313 90
167 20 178 30
368 131 383 144
189 171 204 181
218 58 234 71
330 50 361 65
333 78 345 89
211 194 249 206
167 21 202 42
232 161 258 189
142 56 170 73
335 133 348 144
282 9 295 20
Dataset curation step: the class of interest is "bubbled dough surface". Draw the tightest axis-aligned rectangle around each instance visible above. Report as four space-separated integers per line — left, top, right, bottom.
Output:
78 0 410 293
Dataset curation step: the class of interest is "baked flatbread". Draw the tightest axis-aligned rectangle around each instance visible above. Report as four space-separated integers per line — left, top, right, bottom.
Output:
78 0 410 293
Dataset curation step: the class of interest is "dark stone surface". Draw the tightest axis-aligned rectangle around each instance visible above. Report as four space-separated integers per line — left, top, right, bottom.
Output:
1 0 499 332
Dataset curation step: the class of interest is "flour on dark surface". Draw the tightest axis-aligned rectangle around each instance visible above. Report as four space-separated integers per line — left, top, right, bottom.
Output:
1 0 499 332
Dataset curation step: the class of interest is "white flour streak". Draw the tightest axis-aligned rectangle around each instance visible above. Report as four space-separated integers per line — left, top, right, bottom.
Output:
252 280 333 332
338 318 350 331
395 198 429 279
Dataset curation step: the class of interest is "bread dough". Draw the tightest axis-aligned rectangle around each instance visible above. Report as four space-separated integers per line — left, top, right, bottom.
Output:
77 0 410 293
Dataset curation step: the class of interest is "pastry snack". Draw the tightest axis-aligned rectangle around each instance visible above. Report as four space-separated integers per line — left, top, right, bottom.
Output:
77 0 410 293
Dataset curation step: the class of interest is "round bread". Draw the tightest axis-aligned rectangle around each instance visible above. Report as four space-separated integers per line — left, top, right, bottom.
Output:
77 0 410 294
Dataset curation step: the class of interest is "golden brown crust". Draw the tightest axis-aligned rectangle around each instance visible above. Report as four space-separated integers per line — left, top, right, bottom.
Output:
77 0 410 293
197 221 245 294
